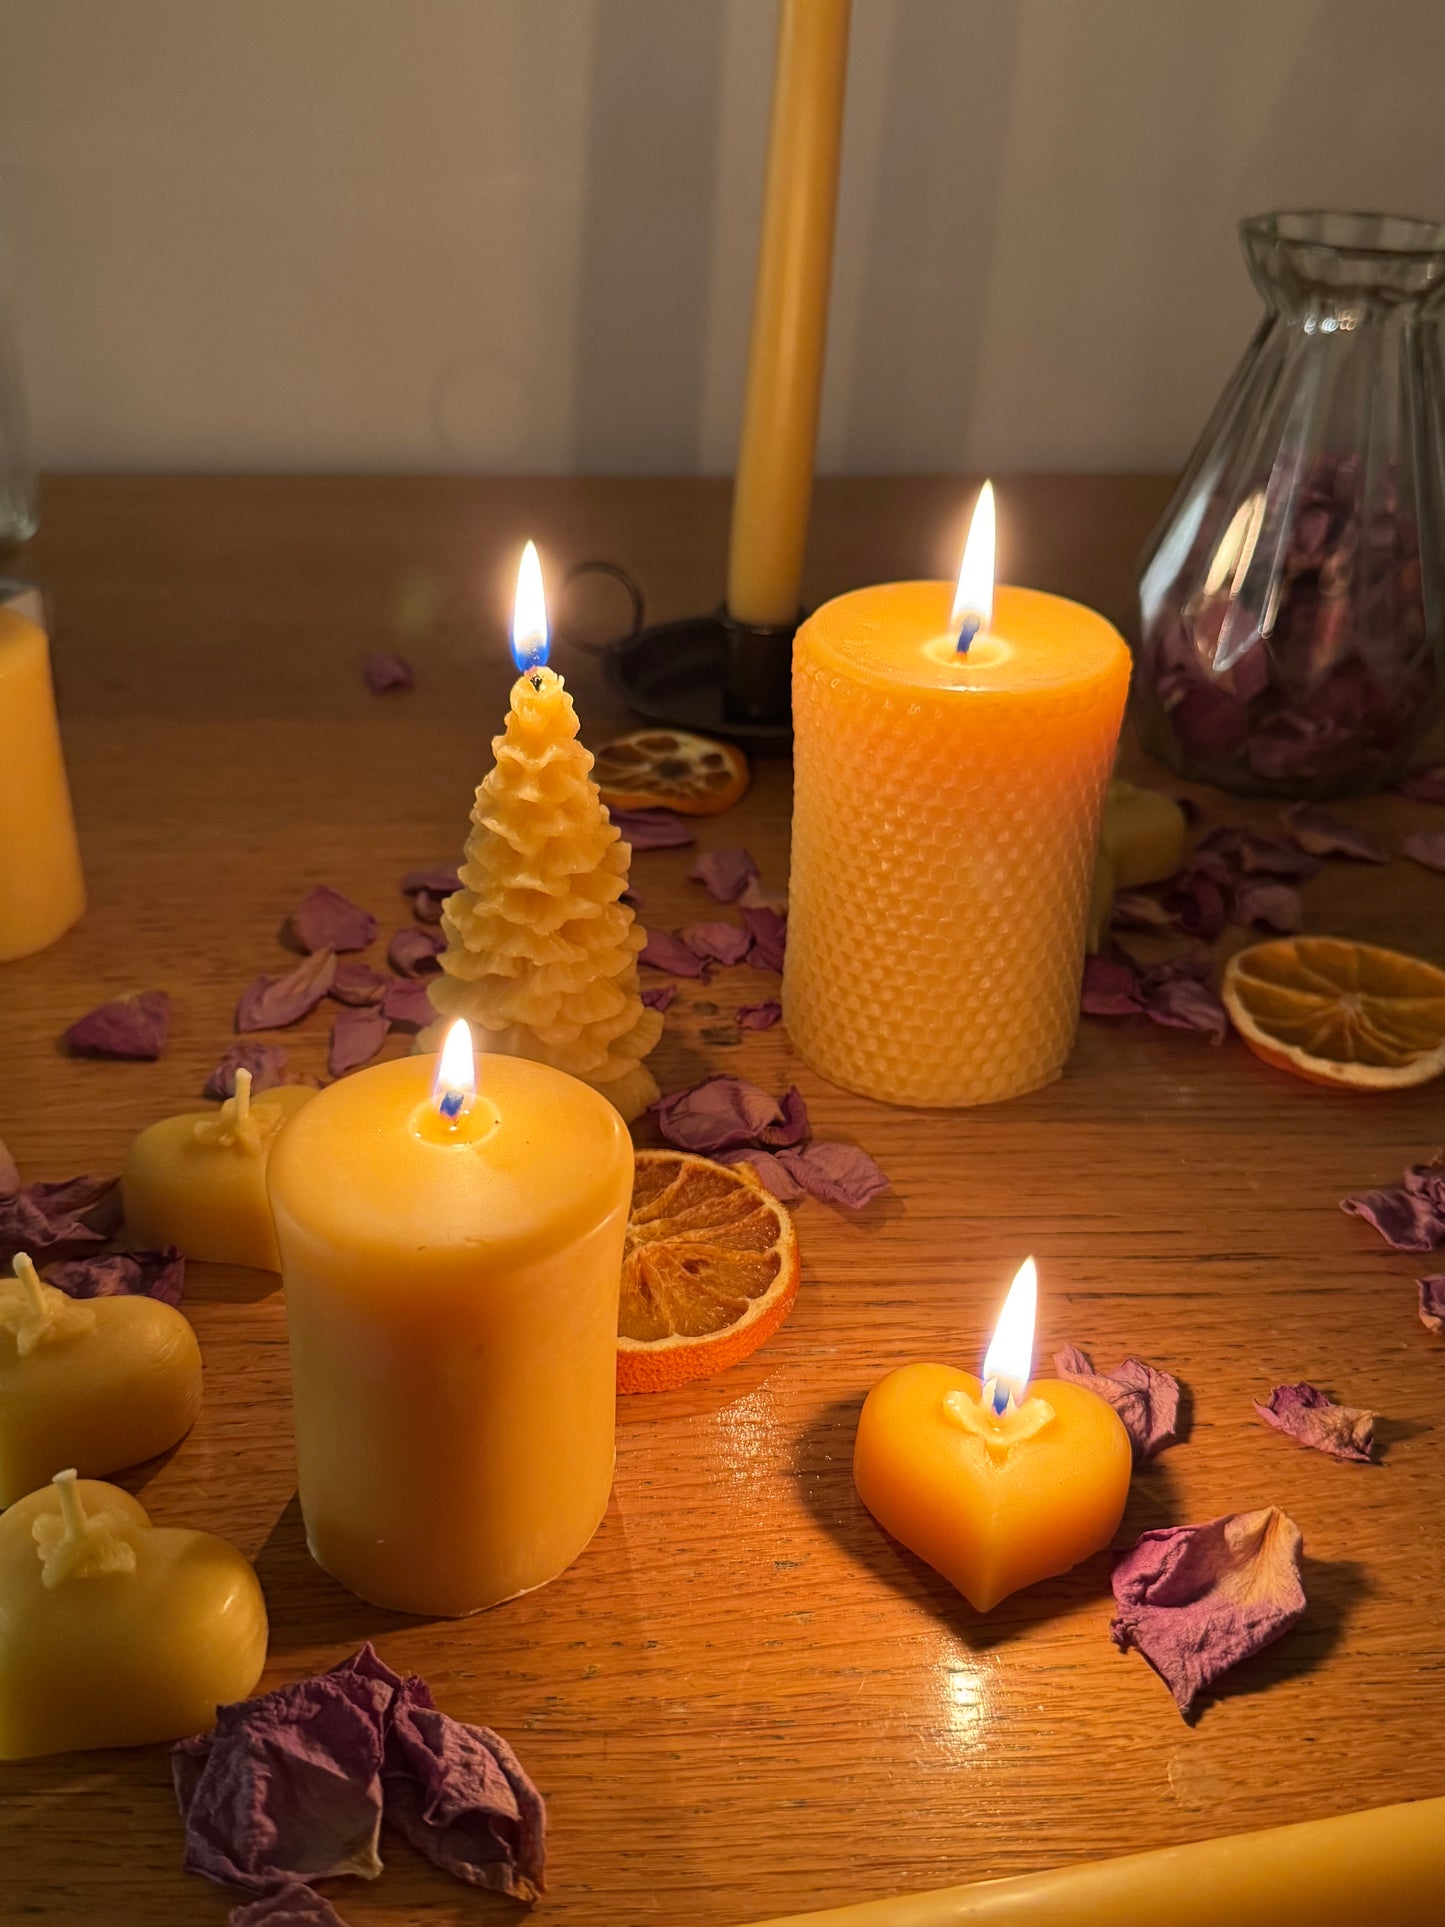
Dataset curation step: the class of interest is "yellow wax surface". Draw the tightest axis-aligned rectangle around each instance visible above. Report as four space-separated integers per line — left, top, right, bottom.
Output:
742 1794 1445 1925
1102 780 1188 890
725 0 850 627
0 1276 202 1507
852 1363 1131 1613
0 611 85 962
0 1478 266 1760
123 1085 316 1270
785 582 1130 1106
267 1052 633 1617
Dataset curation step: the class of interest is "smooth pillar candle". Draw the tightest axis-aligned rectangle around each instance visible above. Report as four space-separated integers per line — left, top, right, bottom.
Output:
0 608 85 962
267 1050 633 1616
0 1472 266 1760
741 1796 1445 1925
785 583 1130 1105
725 0 851 628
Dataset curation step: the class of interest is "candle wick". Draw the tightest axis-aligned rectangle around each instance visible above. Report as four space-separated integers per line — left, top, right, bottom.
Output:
233 1066 252 1126
981 1375 1016 1417
53 1468 84 1543
529 669 544 691
13 1251 46 1315
955 614 981 657
437 1087 466 1120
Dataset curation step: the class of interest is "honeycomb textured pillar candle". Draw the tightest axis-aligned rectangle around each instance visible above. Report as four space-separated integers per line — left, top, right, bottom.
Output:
426 542 661 1123
0 608 85 962
267 1032 633 1617
785 579 1129 1106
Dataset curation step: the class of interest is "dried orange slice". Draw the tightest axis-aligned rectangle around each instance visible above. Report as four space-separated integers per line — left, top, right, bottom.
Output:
1222 937 1445 1090
618 1151 799 1392
593 729 750 815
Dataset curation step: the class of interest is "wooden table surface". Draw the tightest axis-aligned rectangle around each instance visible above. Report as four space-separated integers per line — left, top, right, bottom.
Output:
3 474 1444 1926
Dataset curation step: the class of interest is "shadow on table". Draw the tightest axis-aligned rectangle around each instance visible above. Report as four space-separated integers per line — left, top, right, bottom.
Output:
791 1394 1132 1651
252 1493 435 1654
1197 1553 1370 1717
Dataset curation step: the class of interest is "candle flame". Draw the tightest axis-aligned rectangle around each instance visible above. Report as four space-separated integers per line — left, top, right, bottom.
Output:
951 481 996 652
433 1019 476 1119
511 539 550 674
981 1256 1037 1408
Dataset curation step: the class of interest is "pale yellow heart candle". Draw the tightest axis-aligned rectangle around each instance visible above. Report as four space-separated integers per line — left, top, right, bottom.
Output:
784 485 1130 1107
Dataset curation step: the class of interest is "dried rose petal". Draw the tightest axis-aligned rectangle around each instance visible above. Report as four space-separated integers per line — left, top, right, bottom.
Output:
738 876 789 915
1140 975 1229 1043
757 1085 809 1149
640 930 709 979
64 991 171 1060
1081 954 1143 1017
1280 805 1387 863
364 650 413 694
640 984 676 1013
716 1147 808 1203
412 891 445 925
229 1887 347 1927
736 1001 782 1030
1396 765 1445 804
687 848 759 903
653 1076 785 1154
290 886 377 955
387 927 444 977
1053 1346 1182 1460
1230 879 1302 933
44 1247 185 1306
681 921 751 967
740 904 786 972
1163 861 1230 941
400 869 459 898
237 952 337 1032
1110 891 1176 930
381 980 435 1031
1110 1508 1306 1717
1253 1382 1375 1462
776 1141 888 1209
1342 1156 1445 1252
0 1138 19 1199
0 1173 122 1268
1418 1275 1445 1332
173 1669 388 1894
204 1044 292 1100
329 1007 390 1077
329 963 388 1007
607 807 696 851
1403 830 1445 874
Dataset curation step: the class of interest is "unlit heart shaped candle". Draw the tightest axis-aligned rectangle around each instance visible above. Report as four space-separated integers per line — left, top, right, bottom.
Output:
124 1069 315 1270
0 1471 267 1759
0 1253 203 1506
853 1259 1132 1612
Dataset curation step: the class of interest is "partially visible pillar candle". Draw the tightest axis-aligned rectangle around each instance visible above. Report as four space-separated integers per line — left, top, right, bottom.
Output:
0 608 84 961
725 0 851 629
741 1795 1445 1925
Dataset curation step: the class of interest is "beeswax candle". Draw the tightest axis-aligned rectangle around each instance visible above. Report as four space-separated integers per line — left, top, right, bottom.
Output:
785 492 1129 1106
268 1024 632 1617
0 1254 203 1507
0 1471 266 1760
853 1261 1131 1612
0 608 85 962
123 1071 316 1270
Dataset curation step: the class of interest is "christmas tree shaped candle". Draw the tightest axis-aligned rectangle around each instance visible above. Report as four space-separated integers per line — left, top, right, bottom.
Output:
426 545 662 1122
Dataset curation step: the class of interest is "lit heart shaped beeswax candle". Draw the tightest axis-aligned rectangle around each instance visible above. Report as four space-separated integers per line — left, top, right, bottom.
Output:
853 1260 1132 1612
0 1471 267 1760
0 1254 203 1507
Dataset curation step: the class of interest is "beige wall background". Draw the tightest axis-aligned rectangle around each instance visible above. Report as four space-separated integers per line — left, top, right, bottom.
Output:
1 0 1442 475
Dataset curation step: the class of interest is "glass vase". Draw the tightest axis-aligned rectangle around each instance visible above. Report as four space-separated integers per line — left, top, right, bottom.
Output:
0 211 35 552
1135 210 1445 797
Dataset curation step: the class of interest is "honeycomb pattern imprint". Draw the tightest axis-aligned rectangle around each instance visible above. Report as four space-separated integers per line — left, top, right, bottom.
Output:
784 598 1130 1108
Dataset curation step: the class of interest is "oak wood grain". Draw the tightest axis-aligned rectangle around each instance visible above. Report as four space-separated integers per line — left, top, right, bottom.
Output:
1 474 1443 1926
